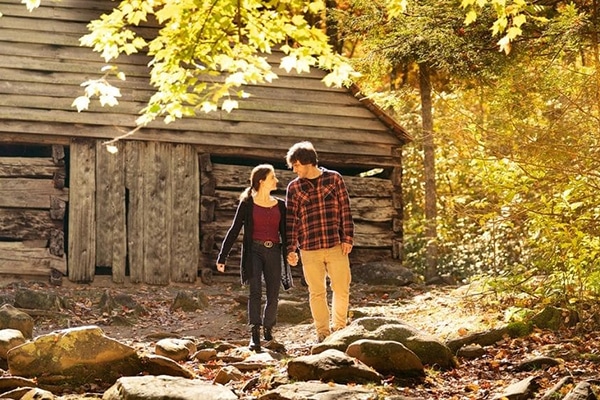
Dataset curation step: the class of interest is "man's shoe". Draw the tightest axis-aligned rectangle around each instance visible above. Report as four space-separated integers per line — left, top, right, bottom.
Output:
317 332 330 343
249 325 261 351
264 327 273 341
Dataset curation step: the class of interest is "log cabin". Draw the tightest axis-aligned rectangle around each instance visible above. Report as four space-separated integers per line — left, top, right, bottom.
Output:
0 0 412 285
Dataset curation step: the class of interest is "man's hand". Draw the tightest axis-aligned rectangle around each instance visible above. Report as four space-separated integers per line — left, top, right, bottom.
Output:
341 243 353 255
216 263 225 273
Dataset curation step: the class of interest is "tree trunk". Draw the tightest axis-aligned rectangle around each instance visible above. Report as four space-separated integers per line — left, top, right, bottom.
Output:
592 0 600 127
418 63 438 281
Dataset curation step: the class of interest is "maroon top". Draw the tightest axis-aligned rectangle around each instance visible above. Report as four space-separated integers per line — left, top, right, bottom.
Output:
252 203 281 242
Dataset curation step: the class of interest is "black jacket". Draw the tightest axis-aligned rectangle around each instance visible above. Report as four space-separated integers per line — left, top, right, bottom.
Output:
217 196 293 289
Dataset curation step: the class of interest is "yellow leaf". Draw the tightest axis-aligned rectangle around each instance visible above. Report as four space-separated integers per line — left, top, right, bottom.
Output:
507 26 522 40
308 1 325 14
291 15 306 26
464 10 478 25
512 14 526 27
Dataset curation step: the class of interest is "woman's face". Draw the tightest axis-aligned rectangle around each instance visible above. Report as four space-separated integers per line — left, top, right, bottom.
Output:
261 171 279 192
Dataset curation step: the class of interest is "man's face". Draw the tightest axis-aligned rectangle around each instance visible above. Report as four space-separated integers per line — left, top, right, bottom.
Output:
292 161 311 179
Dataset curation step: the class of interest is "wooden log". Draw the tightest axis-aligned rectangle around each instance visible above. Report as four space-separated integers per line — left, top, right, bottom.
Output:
204 218 391 248
213 189 394 223
0 242 66 275
169 144 199 283
52 145 66 165
95 140 126 283
49 229 64 257
0 178 68 208
0 157 62 178
68 138 96 283
0 208 62 240
200 196 217 223
50 196 66 220
211 164 394 197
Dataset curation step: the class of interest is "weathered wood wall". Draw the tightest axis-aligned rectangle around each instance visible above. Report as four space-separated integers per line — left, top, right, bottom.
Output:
199 160 402 279
0 147 67 279
67 139 199 284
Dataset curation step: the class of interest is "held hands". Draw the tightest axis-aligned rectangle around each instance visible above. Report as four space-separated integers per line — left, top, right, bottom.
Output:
287 252 299 266
216 263 226 273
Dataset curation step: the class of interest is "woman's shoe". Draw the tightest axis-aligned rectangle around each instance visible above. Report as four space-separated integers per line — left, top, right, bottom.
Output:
249 325 261 351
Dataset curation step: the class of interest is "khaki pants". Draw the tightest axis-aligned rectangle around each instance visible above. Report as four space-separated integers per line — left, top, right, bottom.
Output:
300 244 351 337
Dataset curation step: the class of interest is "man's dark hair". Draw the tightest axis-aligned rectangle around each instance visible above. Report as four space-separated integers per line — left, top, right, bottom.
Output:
286 141 318 168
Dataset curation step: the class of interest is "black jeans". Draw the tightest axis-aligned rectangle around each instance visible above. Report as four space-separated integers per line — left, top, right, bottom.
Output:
248 242 282 328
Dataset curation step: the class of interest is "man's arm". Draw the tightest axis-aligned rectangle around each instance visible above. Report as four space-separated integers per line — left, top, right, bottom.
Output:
337 174 354 245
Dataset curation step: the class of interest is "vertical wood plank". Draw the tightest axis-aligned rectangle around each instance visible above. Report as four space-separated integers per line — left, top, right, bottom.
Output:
68 138 96 282
125 141 144 283
170 144 199 283
142 142 171 285
391 147 403 261
95 141 126 283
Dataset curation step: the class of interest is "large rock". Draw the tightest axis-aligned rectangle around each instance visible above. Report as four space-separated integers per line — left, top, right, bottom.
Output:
312 317 456 370
276 300 312 324
287 349 382 384
14 289 64 311
99 290 146 315
0 328 26 359
155 338 197 362
346 339 425 377
351 261 417 286
170 290 209 312
258 381 377 399
102 375 237 400
0 304 34 338
138 354 195 378
7 325 142 385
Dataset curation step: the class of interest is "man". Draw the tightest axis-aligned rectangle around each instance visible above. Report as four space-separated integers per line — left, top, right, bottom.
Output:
285 141 354 343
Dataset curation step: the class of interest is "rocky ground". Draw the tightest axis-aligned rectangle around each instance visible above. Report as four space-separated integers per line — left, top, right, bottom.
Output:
2 276 600 399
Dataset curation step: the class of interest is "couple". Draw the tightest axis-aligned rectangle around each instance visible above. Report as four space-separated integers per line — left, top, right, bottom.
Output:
216 141 354 351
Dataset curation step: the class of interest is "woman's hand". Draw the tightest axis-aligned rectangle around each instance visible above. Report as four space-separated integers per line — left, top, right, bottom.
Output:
216 263 226 273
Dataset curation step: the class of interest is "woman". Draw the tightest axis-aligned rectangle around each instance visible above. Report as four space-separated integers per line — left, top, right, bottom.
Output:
216 164 293 351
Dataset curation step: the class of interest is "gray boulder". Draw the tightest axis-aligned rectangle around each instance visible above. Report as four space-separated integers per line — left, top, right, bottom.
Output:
312 317 456 370
287 349 382 384
258 381 377 399
14 289 64 311
277 300 312 324
155 338 197 362
351 261 417 286
102 375 237 400
0 304 34 338
346 339 425 377
0 328 26 359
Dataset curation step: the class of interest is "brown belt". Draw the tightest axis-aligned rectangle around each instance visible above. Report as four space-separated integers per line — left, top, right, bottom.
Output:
252 240 280 248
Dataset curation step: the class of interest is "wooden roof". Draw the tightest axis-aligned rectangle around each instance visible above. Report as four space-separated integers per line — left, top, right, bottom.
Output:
0 0 411 168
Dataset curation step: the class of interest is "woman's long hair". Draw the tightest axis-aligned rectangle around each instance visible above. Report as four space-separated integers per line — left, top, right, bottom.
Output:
240 164 275 201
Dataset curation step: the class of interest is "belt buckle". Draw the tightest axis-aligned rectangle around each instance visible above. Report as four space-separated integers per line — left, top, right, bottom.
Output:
264 240 273 248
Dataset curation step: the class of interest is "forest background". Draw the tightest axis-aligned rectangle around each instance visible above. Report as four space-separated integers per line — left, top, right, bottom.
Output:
11 0 600 325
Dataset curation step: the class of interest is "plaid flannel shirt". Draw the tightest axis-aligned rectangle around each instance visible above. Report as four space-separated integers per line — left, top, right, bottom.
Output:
286 167 354 253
